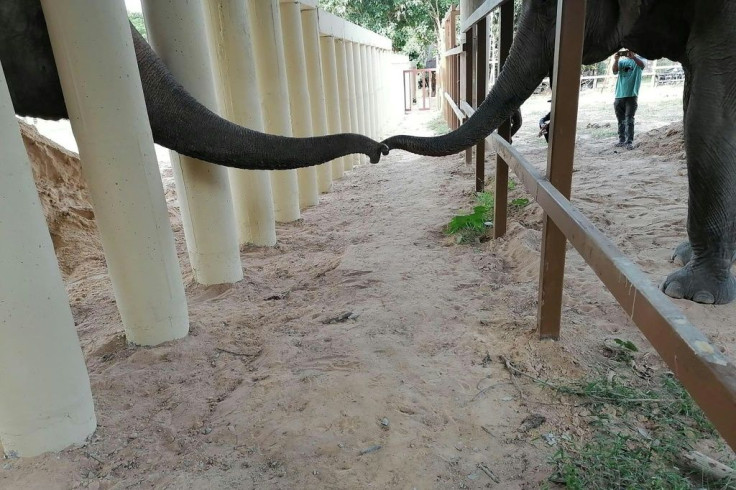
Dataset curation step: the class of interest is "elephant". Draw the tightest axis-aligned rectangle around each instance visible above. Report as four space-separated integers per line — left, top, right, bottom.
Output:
0 0 388 169
383 0 736 305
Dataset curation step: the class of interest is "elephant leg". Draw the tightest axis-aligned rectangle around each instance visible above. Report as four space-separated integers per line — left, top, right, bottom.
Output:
661 54 736 304
614 98 626 145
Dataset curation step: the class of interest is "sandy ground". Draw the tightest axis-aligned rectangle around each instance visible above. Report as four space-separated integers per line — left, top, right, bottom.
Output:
2 85 735 489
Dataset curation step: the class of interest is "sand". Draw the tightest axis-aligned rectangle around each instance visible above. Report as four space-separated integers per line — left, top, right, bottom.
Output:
2 87 734 488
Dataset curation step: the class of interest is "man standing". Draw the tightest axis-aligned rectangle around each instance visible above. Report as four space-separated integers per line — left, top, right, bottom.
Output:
612 49 646 149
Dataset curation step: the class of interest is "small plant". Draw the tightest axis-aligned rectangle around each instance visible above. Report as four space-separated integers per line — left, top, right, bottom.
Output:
446 192 494 242
511 198 530 207
540 368 732 489
446 205 488 234
427 114 450 135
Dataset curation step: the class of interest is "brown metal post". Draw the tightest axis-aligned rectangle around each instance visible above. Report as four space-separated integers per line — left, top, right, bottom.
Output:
442 17 449 125
422 70 428 110
464 35 474 165
537 0 587 339
403 70 409 112
474 18 487 192
449 9 457 130
493 0 514 238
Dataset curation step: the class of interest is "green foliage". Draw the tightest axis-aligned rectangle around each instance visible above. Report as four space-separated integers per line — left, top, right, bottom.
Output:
128 12 147 40
447 205 488 234
319 0 455 61
511 198 529 207
552 434 693 490
537 360 732 489
614 338 639 352
427 113 450 135
446 192 494 242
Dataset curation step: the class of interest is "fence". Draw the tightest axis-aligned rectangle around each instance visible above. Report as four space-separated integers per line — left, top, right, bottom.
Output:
439 0 736 450
403 68 438 112
0 0 406 457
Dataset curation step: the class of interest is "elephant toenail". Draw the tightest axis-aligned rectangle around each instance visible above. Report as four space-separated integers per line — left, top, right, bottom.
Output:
692 291 715 304
663 281 684 299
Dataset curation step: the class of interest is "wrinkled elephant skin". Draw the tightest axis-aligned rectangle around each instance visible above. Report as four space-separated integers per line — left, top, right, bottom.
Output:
0 0 388 170
383 0 736 305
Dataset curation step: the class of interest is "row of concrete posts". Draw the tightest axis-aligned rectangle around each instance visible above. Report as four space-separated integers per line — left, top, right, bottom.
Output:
0 0 407 457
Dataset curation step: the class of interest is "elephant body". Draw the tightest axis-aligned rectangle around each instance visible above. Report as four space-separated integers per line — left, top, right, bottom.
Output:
384 0 736 305
0 0 387 169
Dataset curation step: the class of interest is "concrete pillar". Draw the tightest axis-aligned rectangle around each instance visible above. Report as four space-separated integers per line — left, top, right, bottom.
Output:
319 36 345 180
351 43 368 164
204 0 277 247
344 41 361 169
301 8 333 193
280 1 318 209
360 44 375 141
380 49 389 132
334 40 354 172
249 0 300 222
41 0 188 346
371 47 383 138
364 45 376 139
0 64 96 458
141 0 242 285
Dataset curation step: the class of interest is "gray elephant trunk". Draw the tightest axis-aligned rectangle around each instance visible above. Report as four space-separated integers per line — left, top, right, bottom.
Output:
382 23 549 157
132 27 387 170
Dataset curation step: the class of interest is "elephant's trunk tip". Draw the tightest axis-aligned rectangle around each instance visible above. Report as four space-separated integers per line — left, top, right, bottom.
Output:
370 143 390 164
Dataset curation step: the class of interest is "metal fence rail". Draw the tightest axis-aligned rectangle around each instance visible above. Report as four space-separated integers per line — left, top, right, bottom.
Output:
440 0 736 450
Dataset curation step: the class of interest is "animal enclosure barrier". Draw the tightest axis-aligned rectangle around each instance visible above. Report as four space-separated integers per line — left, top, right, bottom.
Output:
0 0 395 456
403 68 437 112
442 0 736 450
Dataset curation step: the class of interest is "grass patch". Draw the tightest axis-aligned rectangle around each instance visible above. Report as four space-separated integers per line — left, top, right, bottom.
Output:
446 184 531 243
504 350 736 489
588 127 620 140
427 113 450 135
446 192 494 243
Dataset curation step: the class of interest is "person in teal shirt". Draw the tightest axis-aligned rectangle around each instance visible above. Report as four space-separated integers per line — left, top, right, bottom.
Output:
612 50 646 149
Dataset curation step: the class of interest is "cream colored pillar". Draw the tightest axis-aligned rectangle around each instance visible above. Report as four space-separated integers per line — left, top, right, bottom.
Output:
370 47 383 138
204 0 277 247
141 0 242 285
280 1 318 209
40 0 188 346
351 43 368 165
249 0 301 222
301 9 333 193
378 49 388 135
365 46 378 140
319 36 345 180
0 65 96 458
344 41 361 169
360 44 376 141
334 40 354 172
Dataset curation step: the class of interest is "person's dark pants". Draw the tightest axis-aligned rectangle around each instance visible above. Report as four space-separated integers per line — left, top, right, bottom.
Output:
614 96 638 144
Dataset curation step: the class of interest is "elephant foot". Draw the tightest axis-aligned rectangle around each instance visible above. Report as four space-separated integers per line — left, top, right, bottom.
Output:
671 241 693 266
661 263 736 304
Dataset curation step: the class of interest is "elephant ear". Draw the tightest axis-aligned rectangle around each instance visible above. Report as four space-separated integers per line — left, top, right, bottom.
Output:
617 0 643 38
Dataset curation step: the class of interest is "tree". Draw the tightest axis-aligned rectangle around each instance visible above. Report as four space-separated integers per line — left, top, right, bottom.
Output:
320 0 455 64
128 12 147 40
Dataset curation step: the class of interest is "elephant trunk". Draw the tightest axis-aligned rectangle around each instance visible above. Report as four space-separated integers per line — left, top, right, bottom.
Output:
382 19 549 157
132 27 387 170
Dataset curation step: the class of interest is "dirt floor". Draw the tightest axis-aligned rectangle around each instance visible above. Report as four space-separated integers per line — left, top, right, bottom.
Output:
2 84 735 489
